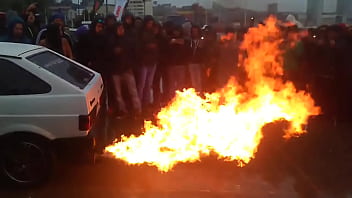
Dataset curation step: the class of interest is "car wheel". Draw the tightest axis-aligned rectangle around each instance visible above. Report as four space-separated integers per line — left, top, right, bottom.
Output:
0 136 53 186
81 138 98 165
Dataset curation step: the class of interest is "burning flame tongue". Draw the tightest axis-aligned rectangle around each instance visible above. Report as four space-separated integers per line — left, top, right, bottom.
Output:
105 17 321 172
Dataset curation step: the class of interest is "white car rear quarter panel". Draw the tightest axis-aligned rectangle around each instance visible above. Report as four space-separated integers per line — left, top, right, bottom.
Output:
0 116 78 140
0 48 102 140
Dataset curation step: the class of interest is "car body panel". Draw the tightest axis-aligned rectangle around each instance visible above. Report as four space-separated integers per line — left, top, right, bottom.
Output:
0 42 103 140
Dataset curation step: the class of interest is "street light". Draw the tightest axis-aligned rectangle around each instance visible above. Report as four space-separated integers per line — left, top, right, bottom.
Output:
143 0 146 16
106 0 108 15
241 0 247 26
77 0 80 17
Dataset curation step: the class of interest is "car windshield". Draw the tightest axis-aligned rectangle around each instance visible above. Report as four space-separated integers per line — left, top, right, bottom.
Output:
27 51 94 89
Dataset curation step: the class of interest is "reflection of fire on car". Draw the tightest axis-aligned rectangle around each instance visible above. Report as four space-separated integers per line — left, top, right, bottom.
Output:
0 42 104 186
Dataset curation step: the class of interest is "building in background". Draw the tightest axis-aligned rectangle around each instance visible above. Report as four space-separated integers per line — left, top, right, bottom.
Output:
214 0 242 8
127 0 144 16
145 0 154 15
267 3 278 15
198 0 213 9
305 0 352 26
306 0 342 26
127 0 153 17
306 0 323 26
336 0 352 23
153 3 176 17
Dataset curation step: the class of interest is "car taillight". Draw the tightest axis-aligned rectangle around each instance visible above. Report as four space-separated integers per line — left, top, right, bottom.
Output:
79 115 91 131
79 106 97 131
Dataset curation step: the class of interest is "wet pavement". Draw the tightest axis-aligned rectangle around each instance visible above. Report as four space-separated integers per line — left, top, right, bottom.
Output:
1 116 352 198
0 157 299 198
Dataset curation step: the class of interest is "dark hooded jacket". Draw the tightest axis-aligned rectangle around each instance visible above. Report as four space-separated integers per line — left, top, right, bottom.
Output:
1 16 31 44
104 14 117 43
90 19 110 76
139 15 159 66
169 26 188 66
76 19 109 76
185 26 205 64
75 25 90 66
35 13 72 47
112 23 137 75
22 12 40 44
122 13 136 36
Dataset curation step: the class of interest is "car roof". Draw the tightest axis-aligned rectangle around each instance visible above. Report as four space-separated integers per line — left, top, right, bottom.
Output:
0 42 44 58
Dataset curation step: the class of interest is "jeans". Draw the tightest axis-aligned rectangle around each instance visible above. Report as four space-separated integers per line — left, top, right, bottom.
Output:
112 71 141 114
137 64 157 105
188 63 203 92
167 65 186 99
153 65 167 105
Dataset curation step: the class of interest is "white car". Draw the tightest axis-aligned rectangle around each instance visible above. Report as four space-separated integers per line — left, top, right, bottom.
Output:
0 42 104 185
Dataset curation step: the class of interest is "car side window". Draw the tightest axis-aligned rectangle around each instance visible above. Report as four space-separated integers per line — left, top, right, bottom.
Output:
0 59 51 95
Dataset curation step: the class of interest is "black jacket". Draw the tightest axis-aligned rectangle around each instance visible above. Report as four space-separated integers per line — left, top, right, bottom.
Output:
139 30 159 65
186 38 204 64
169 37 188 66
112 35 136 74
83 32 109 76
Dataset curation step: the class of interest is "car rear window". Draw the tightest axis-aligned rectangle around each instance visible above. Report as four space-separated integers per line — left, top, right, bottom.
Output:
27 51 94 89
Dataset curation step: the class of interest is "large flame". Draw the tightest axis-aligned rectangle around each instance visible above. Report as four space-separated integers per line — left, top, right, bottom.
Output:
105 17 321 172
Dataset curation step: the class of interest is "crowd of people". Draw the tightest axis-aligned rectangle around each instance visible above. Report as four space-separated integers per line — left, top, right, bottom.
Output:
2 3 352 121
296 24 352 122
73 14 241 117
0 6 243 118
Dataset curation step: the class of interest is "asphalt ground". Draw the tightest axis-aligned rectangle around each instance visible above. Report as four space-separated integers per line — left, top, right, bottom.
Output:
1 115 352 198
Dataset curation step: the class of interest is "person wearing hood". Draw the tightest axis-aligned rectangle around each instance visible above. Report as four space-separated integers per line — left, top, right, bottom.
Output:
1 16 31 44
39 23 73 59
22 2 40 43
104 14 117 43
134 17 144 33
75 18 106 73
75 25 90 66
35 13 73 48
104 14 119 65
167 25 188 99
23 11 39 43
111 23 141 116
85 18 107 75
137 15 159 108
105 14 117 31
122 13 136 36
122 13 138 68
77 18 115 114
186 25 205 92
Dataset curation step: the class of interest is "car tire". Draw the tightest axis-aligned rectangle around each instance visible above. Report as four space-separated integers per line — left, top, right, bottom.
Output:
0 135 54 186
80 138 99 165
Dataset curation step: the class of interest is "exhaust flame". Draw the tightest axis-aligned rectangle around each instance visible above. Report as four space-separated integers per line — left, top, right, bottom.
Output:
105 17 321 172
